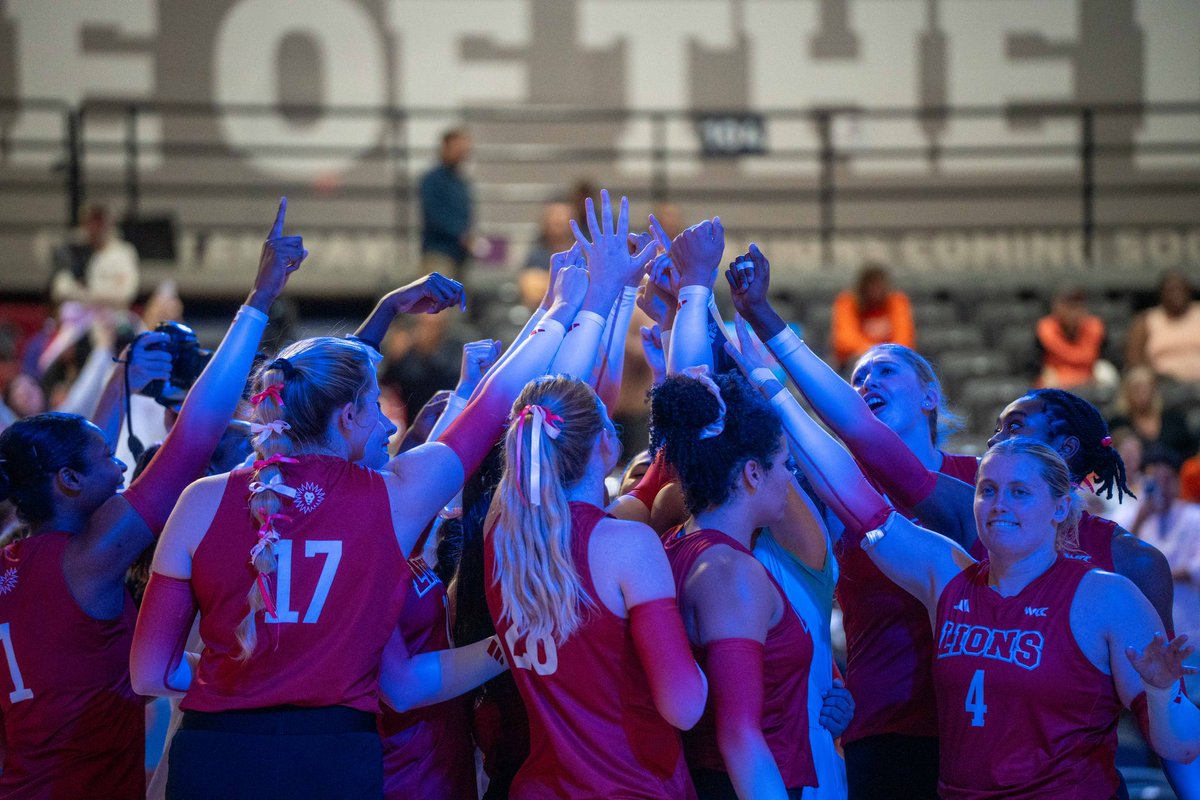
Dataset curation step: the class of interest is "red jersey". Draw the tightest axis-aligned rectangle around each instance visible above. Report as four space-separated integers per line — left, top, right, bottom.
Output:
0 533 143 799
839 450 977 743
933 557 1121 799
485 502 694 799
378 555 475 800
970 512 1116 572
666 528 817 790
184 455 409 713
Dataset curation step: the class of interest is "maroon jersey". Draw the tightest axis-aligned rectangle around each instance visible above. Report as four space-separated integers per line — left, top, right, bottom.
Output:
971 512 1116 572
485 502 694 799
185 455 409 713
933 557 1121 799
0 533 143 799
378 555 475 800
839 450 976 743
666 528 817 790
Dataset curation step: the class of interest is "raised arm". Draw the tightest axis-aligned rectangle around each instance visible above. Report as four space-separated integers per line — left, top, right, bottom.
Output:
593 283 639 409
77 199 304 596
662 215 724 374
382 265 588 552
728 245 977 546
350 272 465 352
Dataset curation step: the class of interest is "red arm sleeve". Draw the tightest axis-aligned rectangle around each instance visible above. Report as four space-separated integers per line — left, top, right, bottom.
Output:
629 597 706 728
122 426 214 535
626 451 676 512
707 638 766 752
131 572 197 695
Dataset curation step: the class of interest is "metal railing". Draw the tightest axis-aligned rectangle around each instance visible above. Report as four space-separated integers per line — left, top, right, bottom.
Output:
1 98 1198 270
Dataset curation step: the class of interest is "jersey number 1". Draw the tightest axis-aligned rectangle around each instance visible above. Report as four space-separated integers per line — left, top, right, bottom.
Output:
0 623 33 703
965 669 987 727
266 540 343 624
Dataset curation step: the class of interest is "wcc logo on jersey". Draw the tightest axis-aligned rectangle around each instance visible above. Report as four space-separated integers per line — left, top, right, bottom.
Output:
936 621 1045 670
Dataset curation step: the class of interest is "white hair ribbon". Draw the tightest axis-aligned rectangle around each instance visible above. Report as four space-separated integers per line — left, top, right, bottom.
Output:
248 474 297 499
249 419 291 447
515 404 564 506
681 365 726 440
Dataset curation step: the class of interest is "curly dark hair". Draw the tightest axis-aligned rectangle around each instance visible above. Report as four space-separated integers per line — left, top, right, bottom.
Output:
1025 388 1133 502
649 371 783 515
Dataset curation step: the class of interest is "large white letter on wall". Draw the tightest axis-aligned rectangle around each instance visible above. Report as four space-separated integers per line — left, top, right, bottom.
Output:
214 0 386 179
577 0 734 174
8 0 158 171
387 0 530 171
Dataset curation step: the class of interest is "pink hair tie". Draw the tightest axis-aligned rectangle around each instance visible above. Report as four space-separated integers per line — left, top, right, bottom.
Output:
514 404 564 506
252 453 298 471
1100 436 1113 448
250 513 290 562
250 384 285 407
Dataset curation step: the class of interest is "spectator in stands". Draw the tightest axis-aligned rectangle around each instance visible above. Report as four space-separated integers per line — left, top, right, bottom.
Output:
1126 270 1200 384
420 128 475 278
830 263 914 370
518 201 575 308
380 314 463 425
49 203 139 311
1109 365 1198 459
1035 285 1106 389
1129 446 1200 666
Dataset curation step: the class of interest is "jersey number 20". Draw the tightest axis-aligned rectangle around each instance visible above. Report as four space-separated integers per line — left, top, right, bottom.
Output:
266 540 342 624
965 669 987 727
504 626 558 676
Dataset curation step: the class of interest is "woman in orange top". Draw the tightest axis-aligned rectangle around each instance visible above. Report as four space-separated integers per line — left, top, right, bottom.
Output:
831 264 915 368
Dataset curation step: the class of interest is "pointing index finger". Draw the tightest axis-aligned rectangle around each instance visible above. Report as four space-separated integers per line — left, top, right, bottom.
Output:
270 197 288 239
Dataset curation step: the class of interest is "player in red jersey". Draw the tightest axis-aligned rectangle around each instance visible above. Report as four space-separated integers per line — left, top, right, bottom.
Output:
728 245 976 799
485 375 707 799
0 196 304 796
131 263 587 798
0 200 304 800
746 352 1200 798
650 369 818 800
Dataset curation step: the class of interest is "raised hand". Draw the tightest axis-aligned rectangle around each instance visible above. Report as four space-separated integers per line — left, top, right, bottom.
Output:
388 272 467 315
639 324 667 385
1126 633 1198 690
725 243 773 322
668 216 724 289
541 242 584 310
250 197 307 311
636 280 670 329
569 190 655 313
456 338 502 398
124 331 174 394
548 263 589 315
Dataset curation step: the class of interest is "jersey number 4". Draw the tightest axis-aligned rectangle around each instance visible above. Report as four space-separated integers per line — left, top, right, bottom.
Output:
965 669 987 727
266 540 342 624
0 623 33 703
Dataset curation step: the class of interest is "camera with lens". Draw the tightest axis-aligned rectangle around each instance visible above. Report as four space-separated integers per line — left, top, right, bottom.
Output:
138 321 214 407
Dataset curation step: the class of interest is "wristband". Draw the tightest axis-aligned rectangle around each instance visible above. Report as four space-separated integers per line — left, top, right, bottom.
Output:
677 285 712 309
620 285 639 302
749 367 776 389
1142 680 1183 701
446 391 469 412
345 334 381 354
766 326 803 360
237 304 269 325
531 317 566 338
861 511 898 551
569 310 607 333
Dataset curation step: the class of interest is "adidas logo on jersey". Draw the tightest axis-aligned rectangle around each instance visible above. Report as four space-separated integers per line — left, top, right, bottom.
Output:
1025 607 1048 617
953 598 970 613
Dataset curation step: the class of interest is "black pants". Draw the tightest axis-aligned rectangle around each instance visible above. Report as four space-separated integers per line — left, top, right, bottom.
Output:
844 734 940 800
691 768 805 800
166 706 383 800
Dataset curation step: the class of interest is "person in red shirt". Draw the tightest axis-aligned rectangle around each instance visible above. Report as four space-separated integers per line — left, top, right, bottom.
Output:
830 264 915 369
0 198 305 800
485 375 707 799
650 370 818 800
131 264 587 798
1035 286 1107 389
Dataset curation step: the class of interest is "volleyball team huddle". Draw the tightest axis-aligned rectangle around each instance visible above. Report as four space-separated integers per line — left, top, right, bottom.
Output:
0 192 1197 800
